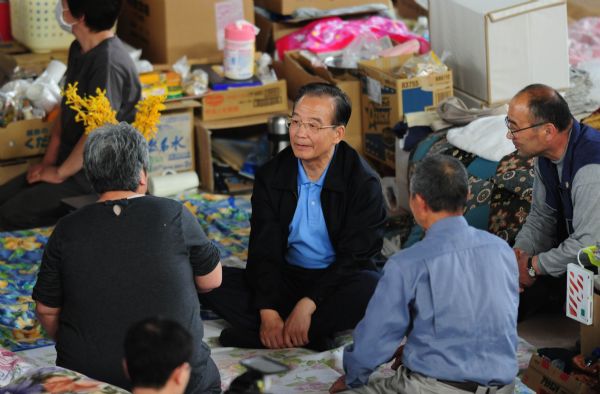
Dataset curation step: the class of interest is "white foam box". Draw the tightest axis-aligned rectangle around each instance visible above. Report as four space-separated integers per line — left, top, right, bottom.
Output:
429 0 569 104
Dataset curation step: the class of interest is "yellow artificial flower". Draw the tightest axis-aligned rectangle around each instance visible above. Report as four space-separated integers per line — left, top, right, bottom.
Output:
64 82 166 141
64 83 118 133
132 95 167 141
3 236 42 251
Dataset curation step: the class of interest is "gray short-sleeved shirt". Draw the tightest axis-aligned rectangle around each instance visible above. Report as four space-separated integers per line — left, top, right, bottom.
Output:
59 36 141 165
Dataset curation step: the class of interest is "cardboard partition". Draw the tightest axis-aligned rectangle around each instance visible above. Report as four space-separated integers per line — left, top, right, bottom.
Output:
200 79 288 121
522 354 598 394
0 118 52 161
429 0 569 104
358 55 453 167
580 292 600 357
117 0 254 64
255 0 391 15
148 100 199 176
282 51 363 153
195 120 214 192
0 156 42 185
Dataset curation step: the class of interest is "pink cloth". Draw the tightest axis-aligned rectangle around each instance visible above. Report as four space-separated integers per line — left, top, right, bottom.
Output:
276 16 430 60
569 17 600 66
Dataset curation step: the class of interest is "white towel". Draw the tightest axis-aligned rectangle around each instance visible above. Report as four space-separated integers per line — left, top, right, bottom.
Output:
446 115 515 162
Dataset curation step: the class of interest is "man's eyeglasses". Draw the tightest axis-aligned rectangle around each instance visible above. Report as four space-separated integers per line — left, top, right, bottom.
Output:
505 116 547 138
286 117 338 134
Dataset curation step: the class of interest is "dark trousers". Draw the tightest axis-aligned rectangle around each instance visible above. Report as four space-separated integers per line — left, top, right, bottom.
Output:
199 265 380 351
0 173 93 230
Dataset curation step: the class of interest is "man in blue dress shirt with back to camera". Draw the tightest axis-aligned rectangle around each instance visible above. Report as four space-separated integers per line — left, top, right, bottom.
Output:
330 154 519 394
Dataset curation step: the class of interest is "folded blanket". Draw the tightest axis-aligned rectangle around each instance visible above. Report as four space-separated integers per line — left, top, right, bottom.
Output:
446 115 516 161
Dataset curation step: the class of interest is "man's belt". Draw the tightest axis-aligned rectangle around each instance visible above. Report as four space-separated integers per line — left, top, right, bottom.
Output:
438 378 507 392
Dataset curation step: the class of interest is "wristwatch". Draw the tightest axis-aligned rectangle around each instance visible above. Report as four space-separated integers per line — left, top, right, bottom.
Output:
527 256 537 278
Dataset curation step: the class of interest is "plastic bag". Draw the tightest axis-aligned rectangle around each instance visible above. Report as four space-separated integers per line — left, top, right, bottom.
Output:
393 51 448 78
340 32 392 68
276 16 430 61
173 56 208 96
569 17 600 66
256 53 278 84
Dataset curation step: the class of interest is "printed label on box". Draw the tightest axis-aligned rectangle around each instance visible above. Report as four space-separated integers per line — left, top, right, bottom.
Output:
367 76 382 104
566 263 594 325
149 112 193 175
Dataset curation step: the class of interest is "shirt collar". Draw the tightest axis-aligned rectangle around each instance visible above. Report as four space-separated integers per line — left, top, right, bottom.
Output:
297 153 334 187
551 122 573 165
426 215 468 236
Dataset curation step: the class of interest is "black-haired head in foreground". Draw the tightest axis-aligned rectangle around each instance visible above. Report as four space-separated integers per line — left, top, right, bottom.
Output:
124 317 193 390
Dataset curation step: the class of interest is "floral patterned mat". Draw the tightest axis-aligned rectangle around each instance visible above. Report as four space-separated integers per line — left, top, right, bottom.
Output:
7 319 536 393
0 193 251 352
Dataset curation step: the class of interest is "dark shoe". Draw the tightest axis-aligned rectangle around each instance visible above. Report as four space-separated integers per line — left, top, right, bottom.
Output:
305 335 337 352
219 327 264 349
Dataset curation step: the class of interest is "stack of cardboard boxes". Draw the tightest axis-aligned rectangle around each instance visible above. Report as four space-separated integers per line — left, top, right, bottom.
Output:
116 0 289 189
358 55 453 166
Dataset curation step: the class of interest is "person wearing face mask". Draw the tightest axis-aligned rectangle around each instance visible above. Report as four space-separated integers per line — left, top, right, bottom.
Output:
0 0 140 230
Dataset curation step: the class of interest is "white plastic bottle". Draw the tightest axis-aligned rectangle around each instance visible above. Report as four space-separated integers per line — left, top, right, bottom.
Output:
224 20 257 80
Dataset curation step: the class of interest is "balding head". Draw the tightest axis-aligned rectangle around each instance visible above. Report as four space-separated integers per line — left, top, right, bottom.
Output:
512 84 572 132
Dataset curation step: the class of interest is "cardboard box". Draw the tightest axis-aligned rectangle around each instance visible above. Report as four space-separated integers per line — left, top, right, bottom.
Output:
195 110 290 191
396 0 428 19
581 291 600 357
148 100 199 176
358 54 453 167
522 354 598 394
255 11 307 54
0 50 69 80
255 0 391 15
0 118 52 161
117 0 254 64
567 0 600 21
200 79 288 121
429 0 569 105
0 156 42 185
282 51 363 153
0 41 28 55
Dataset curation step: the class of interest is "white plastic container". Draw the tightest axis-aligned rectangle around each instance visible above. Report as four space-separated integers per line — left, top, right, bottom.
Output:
223 20 256 80
9 0 73 53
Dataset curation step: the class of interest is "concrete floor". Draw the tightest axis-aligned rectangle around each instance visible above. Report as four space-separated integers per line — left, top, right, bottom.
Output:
518 311 580 350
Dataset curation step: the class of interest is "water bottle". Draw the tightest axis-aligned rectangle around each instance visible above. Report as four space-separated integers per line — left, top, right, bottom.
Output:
267 115 289 157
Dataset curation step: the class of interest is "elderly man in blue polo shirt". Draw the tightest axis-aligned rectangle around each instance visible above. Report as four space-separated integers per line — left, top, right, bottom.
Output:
200 83 386 351
330 155 519 394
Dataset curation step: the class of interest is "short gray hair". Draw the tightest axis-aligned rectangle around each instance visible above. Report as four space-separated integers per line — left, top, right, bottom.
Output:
409 155 468 212
83 122 150 193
